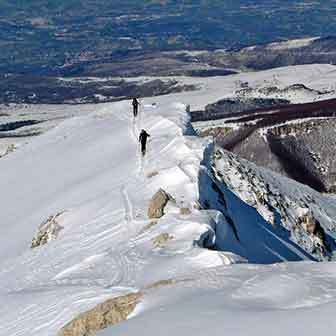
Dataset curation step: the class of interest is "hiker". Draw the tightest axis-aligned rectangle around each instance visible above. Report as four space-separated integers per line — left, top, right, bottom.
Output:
139 129 150 156
132 98 140 117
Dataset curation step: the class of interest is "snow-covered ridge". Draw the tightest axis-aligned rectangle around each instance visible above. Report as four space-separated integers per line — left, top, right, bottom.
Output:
0 100 242 335
1 91 336 335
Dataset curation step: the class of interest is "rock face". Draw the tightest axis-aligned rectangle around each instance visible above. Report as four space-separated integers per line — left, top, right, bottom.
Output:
211 148 336 261
31 212 64 248
299 212 330 255
180 207 191 215
199 112 336 193
267 119 336 192
58 292 141 336
147 189 171 219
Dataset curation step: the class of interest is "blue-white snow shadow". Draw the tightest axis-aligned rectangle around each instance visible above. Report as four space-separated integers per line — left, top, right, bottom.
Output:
218 187 316 264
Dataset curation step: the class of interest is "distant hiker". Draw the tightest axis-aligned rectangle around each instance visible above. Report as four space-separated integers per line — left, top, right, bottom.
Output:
139 129 150 156
132 98 140 117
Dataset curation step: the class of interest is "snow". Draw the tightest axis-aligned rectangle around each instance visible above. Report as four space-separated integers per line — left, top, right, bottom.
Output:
1 64 336 335
101 262 336 336
142 64 336 110
0 100 244 335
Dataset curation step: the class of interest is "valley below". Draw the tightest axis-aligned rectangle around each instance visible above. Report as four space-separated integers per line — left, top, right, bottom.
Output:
2 4 336 331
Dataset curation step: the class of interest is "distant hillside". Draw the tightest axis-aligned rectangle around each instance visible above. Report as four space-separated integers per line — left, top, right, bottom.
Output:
2 1 336 75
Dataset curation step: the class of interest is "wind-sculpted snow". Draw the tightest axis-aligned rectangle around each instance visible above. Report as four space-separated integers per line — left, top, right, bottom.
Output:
0 101 242 335
102 262 336 336
1 97 336 335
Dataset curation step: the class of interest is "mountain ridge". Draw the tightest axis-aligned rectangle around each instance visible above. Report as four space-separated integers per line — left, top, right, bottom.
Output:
1 97 336 335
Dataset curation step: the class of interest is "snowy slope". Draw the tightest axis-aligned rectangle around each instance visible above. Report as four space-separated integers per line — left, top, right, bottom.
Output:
1 70 336 335
0 101 244 335
101 261 336 336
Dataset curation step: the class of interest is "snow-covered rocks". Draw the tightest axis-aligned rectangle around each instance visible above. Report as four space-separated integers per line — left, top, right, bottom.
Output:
211 147 336 261
152 232 174 248
31 212 64 249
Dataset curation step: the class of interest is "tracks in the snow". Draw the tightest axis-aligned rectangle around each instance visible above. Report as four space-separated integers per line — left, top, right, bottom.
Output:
120 185 134 225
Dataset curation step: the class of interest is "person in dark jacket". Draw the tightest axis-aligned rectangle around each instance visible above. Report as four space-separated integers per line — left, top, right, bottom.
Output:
139 129 150 156
132 98 140 117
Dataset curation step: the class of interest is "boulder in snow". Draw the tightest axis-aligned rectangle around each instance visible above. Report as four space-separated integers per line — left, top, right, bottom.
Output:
152 233 174 248
58 292 141 336
148 189 172 219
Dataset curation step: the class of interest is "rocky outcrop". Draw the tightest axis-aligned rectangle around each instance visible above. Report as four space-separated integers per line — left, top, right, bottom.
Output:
57 279 184 336
299 212 330 255
138 220 158 235
152 233 174 248
146 170 159 178
180 207 191 215
267 118 336 192
211 148 336 261
201 114 336 193
31 212 64 248
58 292 141 336
147 189 172 219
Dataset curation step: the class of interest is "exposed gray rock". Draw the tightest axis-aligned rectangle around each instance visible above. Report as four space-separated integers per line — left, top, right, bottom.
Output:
267 119 336 193
200 114 336 193
138 220 158 235
299 212 330 255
